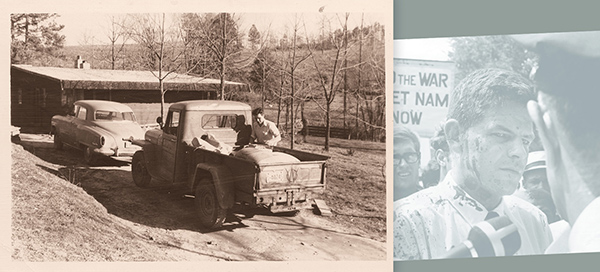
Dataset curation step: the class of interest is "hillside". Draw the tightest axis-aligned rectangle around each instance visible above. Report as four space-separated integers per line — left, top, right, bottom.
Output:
11 143 211 261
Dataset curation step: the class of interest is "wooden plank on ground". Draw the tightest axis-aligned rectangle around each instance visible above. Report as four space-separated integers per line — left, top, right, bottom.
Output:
313 199 332 216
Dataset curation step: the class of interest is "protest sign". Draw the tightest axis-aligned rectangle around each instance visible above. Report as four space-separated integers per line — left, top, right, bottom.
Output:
393 58 455 138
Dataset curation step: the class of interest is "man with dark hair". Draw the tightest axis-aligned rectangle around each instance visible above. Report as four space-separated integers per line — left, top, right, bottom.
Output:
420 125 451 188
394 68 552 260
394 126 422 201
250 107 281 147
517 31 600 253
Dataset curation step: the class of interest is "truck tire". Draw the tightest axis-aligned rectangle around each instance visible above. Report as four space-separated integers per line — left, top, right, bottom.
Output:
195 179 226 229
53 133 63 150
132 151 151 187
83 146 98 165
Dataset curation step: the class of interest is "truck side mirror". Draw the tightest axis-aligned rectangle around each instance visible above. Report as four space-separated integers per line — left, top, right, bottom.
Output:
156 116 163 129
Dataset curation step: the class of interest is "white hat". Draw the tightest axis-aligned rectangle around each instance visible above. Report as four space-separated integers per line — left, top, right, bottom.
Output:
524 151 546 173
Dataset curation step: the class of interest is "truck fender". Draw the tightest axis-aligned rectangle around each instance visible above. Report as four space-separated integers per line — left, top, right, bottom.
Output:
133 143 159 179
131 139 153 148
193 163 235 210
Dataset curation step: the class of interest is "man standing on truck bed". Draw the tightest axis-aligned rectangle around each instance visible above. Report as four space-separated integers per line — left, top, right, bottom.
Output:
251 107 281 147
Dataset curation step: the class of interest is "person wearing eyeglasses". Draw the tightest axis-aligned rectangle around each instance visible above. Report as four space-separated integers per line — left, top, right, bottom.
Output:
394 68 552 260
394 126 422 201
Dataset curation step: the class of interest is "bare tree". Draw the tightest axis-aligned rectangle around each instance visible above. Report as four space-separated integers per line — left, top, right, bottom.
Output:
128 13 187 124
357 23 386 141
354 14 364 133
286 15 312 149
274 45 289 129
248 24 277 109
342 13 349 131
105 15 131 70
306 13 352 151
182 13 244 100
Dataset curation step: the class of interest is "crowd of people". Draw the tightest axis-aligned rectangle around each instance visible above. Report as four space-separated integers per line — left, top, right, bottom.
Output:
394 32 600 260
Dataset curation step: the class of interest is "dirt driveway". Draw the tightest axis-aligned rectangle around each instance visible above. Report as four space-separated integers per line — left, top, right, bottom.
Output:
14 134 386 261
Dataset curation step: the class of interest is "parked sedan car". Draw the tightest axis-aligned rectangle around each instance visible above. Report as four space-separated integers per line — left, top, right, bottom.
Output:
51 100 145 165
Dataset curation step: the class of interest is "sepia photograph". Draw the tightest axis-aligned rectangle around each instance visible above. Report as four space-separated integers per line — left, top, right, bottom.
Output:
7 1 388 265
393 31 600 260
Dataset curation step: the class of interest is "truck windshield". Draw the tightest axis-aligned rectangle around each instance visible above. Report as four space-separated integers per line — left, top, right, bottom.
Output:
201 114 236 129
95 110 137 122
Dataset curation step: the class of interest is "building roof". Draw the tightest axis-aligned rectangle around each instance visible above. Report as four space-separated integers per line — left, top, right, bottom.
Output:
74 100 136 112
170 100 252 111
11 64 247 92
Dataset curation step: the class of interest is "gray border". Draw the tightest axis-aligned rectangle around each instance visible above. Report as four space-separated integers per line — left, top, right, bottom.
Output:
394 0 600 271
395 0 600 39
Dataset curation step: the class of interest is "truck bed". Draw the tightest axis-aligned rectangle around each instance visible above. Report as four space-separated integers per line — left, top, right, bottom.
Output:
189 145 328 211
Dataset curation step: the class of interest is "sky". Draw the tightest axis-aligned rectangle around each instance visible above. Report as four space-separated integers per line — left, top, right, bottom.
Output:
55 12 383 46
393 37 452 61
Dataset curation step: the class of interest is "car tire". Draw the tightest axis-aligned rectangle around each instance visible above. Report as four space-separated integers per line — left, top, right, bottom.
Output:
132 151 151 188
195 179 226 229
83 146 98 165
53 133 63 150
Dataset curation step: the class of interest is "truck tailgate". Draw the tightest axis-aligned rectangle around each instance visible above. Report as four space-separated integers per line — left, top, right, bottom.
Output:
254 160 327 212
258 161 326 190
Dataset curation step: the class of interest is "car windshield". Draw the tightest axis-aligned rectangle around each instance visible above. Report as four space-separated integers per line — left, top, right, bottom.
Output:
95 110 136 122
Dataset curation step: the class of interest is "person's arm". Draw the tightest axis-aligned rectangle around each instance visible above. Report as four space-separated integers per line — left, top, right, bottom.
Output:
266 121 281 146
250 123 257 144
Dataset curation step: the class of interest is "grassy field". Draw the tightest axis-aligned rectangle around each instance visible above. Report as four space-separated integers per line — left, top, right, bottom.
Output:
279 135 386 241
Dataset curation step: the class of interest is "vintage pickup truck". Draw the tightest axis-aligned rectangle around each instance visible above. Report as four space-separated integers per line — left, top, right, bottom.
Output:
130 100 329 228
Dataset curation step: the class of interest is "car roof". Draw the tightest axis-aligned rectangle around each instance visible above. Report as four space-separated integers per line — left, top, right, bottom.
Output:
74 100 134 112
169 100 251 111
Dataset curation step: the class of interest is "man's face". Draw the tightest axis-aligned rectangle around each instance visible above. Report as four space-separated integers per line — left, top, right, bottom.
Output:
254 113 265 125
458 101 535 199
522 168 550 193
394 139 420 194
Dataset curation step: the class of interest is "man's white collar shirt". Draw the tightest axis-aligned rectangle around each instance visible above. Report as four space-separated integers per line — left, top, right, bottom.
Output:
394 171 553 260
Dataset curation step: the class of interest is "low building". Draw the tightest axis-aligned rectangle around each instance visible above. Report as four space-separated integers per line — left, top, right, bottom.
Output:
11 63 248 131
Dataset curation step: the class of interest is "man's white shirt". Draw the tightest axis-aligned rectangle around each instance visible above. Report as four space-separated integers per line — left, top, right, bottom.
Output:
394 171 553 260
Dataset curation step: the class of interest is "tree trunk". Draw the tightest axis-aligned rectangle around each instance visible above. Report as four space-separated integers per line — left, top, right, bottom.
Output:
356 14 364 139
111 41 116 70
220 13 227 100
261 63 265 109
290 71 295 150
160 79 165 127
220 67 225 100
277 70 283 127
343 15 348 132
285 101 289 134
325 102 331 151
